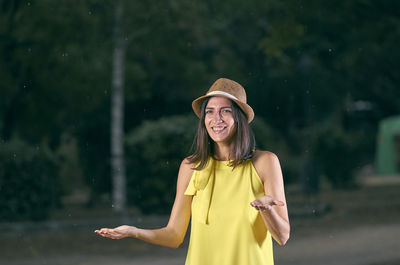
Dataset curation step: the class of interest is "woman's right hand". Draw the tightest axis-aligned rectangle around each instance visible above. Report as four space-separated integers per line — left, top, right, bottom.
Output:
95 225 137 239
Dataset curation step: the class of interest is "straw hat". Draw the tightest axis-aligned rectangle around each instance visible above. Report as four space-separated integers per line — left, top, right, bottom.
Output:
192 78 254 123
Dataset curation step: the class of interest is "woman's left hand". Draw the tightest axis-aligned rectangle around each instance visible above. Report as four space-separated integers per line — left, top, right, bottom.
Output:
250 195 285 211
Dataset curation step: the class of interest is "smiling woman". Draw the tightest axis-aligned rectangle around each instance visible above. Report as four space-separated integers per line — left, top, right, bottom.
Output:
189 96 255 169
95 78 290 265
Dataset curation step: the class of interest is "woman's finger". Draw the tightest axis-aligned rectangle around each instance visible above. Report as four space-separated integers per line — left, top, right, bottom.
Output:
273 200 285 206
95 228 116 237
250 198 285 211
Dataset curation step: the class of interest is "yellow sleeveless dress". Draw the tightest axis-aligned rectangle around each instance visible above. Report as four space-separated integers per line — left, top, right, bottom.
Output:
184 157 274 265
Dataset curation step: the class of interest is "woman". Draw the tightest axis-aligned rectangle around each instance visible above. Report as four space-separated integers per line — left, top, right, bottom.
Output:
95 78 290 265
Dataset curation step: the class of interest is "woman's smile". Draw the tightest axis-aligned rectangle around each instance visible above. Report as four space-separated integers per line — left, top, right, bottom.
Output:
211 125 227 133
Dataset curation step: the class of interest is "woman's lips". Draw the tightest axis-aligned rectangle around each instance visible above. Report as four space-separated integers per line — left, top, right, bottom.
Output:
212 126 227 134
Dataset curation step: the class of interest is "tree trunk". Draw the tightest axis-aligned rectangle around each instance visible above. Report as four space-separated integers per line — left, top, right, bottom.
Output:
111 0 126 215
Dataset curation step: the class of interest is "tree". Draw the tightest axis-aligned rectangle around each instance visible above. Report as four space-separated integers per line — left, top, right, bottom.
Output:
111 0 126 215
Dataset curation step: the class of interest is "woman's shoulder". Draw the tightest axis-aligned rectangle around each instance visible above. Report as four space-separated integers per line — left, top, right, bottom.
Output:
175 157 196 191
252 149 279 164
251 150 280 181
179 157 197 174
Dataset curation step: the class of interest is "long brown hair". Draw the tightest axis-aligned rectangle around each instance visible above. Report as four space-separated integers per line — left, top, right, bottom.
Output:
187 97 256 170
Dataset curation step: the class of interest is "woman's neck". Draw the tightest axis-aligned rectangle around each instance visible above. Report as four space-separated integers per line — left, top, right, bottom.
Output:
213 142 234 161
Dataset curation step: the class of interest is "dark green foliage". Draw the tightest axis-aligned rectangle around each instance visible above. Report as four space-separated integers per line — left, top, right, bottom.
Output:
312 127 367 188
251 118 298 184
0 139 60 221
0 0 399 215
125 115 197 214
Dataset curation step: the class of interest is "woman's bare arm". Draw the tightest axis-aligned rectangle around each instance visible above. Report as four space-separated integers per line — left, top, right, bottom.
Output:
251 151 290 246
95 158 194 248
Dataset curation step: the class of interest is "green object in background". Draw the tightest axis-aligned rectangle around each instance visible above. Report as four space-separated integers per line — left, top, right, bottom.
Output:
376 115 400 175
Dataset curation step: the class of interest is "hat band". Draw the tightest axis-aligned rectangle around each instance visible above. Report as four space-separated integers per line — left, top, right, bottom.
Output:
206 90 239 101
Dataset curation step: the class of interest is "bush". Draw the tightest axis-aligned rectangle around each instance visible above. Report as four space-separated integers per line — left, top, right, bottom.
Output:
252 117 298 184
312 127 363 188
125 115 197 214
0 139 60 221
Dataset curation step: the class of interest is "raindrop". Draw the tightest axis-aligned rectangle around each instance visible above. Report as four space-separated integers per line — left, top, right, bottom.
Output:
88 11 92 15
328 48 332 52
111 204 115 208
27 2 31 6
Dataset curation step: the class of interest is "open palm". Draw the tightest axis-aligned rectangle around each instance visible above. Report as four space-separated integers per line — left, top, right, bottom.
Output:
95 225 136 239
250 195 285 211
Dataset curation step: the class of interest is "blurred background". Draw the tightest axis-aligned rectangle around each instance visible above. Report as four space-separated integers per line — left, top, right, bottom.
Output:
1 0 399 264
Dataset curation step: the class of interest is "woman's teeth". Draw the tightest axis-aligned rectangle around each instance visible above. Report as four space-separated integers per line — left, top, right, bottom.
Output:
212 126 226 133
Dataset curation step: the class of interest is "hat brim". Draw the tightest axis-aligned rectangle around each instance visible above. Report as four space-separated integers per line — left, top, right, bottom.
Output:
192 93 254 123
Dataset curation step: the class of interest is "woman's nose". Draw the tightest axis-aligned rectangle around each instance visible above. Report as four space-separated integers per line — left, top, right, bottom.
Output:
215 110 223 122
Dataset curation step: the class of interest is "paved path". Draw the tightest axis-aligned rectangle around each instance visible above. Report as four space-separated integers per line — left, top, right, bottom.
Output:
3 223 400 265
274 223 400 265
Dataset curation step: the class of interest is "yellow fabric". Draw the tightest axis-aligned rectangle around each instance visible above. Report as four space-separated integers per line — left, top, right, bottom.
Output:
184 158 274 265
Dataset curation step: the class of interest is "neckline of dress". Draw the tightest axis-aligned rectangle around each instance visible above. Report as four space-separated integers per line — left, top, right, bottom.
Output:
211 156 230 162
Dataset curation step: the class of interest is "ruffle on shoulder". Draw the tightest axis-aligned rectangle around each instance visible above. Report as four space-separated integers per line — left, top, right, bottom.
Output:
183 158 216 224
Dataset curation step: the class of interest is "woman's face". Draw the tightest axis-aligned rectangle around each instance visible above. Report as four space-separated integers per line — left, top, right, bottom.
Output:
204 96 236 144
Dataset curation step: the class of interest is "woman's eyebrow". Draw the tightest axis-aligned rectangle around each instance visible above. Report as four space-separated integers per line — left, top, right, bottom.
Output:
205 106 232 109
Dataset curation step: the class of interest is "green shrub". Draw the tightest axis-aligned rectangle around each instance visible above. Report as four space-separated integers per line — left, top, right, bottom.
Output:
125 115 197 214
0 139 60 221
252 117 298 184
312 127 362 188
